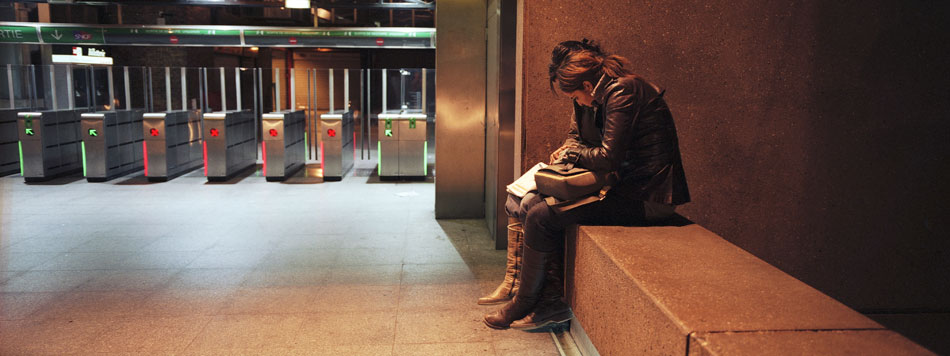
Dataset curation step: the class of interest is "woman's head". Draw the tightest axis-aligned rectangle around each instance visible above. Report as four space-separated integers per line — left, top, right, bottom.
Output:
549 39 632 106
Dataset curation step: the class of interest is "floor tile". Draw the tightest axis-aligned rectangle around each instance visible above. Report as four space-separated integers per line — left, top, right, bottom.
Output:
165 268 252 290
294 311 397 347
392 342 495 356
398 283 483 311
219 287 318 315
326 264 403 286
85 315 213 353
310 285 400 313
30 290 151 320
0 270 96 292
0 292 61 320
0 317 114 354
185 314 303 350
402 263 478 285
241 267 330 288
395 308 494 344
76 269 179 291
139 289 235 316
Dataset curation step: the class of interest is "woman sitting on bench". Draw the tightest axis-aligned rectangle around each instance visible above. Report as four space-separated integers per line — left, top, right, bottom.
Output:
483 39 691 330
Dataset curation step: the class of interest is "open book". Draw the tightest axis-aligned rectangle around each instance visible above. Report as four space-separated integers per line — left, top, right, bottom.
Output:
506 162 547 198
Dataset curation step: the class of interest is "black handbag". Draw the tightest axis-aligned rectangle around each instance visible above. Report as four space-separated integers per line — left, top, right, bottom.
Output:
535 161 613 211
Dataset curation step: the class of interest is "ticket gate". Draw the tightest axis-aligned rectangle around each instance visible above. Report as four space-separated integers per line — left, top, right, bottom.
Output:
261 110 305 181
80 110 145 182
142 110 203 182
378 110 428 178
203 110 256 181
16 109 87 182
0 109 19 176
319 110 356 181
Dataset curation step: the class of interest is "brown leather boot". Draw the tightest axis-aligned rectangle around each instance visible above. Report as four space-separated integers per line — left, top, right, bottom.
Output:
484 245 552 329
510 248 573 330
477 217 523 305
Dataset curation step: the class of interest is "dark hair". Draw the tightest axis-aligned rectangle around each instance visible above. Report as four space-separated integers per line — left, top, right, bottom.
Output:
549 39 632 93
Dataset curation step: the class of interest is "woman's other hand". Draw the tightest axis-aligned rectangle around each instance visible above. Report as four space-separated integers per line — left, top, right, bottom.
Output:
549 145 575 164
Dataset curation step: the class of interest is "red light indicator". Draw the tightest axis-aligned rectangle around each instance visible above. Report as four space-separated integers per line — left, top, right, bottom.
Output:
289 37 298 45
210 128 219 137
149 128 160 136
169 35 179 44
269 129 279 137
376 38 384 46
327 129 336 137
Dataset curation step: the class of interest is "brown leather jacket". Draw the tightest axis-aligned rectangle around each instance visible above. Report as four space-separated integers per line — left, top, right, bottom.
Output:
560 74 690 206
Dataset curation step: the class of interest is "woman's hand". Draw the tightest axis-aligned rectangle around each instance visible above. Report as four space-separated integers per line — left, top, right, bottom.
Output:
549 144 576 164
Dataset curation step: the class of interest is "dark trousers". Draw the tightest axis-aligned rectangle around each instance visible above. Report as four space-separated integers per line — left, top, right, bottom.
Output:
521 193 647 252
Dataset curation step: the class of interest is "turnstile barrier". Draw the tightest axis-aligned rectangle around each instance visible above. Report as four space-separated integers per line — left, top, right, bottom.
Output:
262 110 305 181
17 109 87 182
80 110 145 182
378 111 428 178
203 110 256 181
142 110 203 182
319 110 356 181
0 109 19 176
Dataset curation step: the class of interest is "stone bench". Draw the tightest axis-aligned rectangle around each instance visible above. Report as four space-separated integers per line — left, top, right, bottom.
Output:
563 222 934 355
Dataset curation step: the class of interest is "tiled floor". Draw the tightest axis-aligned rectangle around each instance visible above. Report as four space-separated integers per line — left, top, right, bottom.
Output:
0 162 558 355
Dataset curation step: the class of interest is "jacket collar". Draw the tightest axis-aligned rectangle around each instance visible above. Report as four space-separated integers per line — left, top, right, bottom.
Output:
591 73 611 106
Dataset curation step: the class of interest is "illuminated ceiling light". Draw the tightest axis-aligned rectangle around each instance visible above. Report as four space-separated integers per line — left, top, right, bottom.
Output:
316 8 331 20
286 0 310 9
250 46 259 52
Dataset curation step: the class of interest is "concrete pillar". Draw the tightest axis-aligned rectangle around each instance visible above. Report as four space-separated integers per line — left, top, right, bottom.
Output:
434 0 486 218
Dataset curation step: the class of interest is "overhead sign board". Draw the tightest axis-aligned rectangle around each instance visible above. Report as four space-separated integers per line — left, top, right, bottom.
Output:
0 22 435 49
40 26 104 44
104 28 242 45
0 26 38 43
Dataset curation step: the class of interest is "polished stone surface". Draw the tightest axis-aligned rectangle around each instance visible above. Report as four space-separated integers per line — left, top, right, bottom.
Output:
566 224 927 355
0 163 558 355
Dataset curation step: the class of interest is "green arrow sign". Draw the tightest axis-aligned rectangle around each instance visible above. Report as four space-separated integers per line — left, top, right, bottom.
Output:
385 129 393 137
25 128 34 136
41 26 104 44
0 26 38 43
88 129 98 137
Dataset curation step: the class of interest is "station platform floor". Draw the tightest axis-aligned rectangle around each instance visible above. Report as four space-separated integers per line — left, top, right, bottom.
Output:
0 161 559 355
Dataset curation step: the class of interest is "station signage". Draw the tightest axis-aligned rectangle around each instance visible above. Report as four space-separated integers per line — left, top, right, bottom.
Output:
104 28 241 45
40 26 104 44
0 26 38 43
0 22 435 49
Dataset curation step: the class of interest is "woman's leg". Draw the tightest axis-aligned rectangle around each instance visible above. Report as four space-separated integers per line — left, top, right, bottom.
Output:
479 193 531 305
485 195 646 329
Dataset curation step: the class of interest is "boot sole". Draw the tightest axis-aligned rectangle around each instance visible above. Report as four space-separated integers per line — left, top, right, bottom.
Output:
509 310 574 331
476 298 512 306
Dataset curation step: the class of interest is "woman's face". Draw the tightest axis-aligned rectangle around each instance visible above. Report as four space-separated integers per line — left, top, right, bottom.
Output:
561 81 595 107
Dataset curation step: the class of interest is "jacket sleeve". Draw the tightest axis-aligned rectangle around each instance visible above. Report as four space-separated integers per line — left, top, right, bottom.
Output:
562 106 582 148
566 86 638 172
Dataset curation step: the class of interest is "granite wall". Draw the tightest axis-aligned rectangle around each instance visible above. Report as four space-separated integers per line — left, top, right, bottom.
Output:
520 1 949 352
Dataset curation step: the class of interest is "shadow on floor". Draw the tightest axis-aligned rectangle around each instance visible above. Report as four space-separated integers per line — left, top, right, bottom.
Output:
204 164 261 185
23 174 84 185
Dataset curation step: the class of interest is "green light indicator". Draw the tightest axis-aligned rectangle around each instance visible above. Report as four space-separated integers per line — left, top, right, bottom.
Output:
409 118 416 129
88 129 98 137
81 141 87 177
304 132 308 157
423 141 427 174
385 118 392 129
17 141 24 176
378 141 381 176
24 116 33 136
